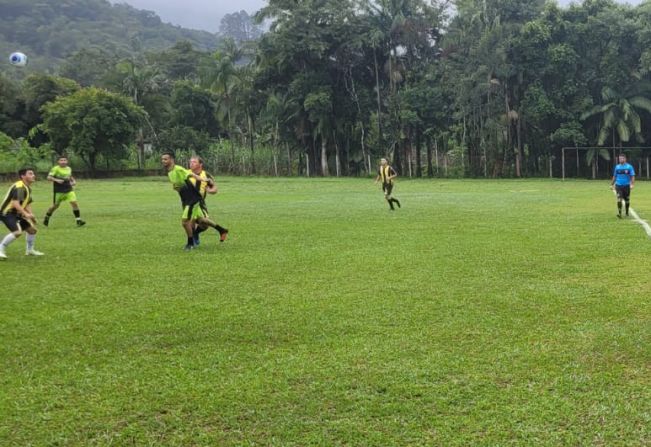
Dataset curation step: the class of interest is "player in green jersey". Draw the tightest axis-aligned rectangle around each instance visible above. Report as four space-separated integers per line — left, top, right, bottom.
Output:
43 155 86 227
160 151 211 250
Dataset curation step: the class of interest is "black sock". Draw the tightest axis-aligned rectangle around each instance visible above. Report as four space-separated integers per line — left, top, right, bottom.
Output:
73 209 81 219
626 202 630 214
187 237 194 246
392 198 401 208
618 202 622 213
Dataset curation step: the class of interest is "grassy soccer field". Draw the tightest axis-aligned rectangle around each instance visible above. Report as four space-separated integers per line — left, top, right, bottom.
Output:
1 177 650 446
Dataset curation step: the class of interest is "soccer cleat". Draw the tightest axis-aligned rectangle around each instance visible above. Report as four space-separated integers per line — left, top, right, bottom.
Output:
76 220 86 227
184 244 195 251
25 249 44 256
43 216 49 227
617 213 622 219
219 230 229 242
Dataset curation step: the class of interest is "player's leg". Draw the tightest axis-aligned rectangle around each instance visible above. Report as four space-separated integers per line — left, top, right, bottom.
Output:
615 186 623 217
383 184 395 210
43 195 61 226
0 215 23 259
70 196 85 226
24 222 43 256
181 205 196 250
196 216 229 242
624 186 631 216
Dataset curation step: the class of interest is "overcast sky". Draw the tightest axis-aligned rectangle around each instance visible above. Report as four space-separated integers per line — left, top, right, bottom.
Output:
112 0 641 34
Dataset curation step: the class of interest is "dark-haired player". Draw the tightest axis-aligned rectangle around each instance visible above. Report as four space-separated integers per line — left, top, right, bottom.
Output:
43 155 85 227
0 168 44 259
611 154 635 218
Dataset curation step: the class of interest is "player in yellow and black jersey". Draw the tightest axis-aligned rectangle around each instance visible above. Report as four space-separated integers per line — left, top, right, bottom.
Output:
189 156 228 245
0 168 44 259
374 158 401 210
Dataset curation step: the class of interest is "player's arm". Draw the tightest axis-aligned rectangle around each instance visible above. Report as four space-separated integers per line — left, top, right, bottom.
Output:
388 167 398 180
610 173 616 190
10 199 34 221
206 180 218 195
47 174 65 184
69 176 77 186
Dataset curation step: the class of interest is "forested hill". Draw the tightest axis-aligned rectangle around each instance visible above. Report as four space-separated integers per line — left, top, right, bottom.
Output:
0 0 221 73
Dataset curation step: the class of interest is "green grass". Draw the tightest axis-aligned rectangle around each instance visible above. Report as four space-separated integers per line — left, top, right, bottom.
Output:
1 177 650 446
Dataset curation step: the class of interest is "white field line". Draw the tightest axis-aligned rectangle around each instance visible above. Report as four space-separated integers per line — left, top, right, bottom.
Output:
612 189 651 238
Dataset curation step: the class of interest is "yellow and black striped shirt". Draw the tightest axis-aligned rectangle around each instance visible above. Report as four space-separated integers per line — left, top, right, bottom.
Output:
379 165 397 185
190 169 214 199
1 180 32 215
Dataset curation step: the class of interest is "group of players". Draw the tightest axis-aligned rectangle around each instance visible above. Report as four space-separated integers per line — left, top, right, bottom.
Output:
0 152 229 260
0 152 640 260
0 156 84 260
160 151 228 250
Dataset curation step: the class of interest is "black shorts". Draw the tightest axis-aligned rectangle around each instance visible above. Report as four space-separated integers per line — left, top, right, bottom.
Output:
0 213 33 232
616 185 631 201
382 183 394 196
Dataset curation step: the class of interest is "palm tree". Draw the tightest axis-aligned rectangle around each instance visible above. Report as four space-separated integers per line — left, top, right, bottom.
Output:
581 86 651 147
581 86 651 178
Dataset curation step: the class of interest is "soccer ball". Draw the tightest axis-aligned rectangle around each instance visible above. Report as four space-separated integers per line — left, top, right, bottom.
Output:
9 52 28 67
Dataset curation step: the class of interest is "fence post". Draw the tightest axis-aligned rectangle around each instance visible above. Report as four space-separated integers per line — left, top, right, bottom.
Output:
562 148 565 181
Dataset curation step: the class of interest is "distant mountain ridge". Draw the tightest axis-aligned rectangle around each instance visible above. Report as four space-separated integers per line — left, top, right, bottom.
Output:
0 0 221 74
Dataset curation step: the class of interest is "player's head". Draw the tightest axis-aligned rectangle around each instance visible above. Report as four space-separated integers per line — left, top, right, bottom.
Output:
380 158 388 166
160 151 175 169
18 168 36 184
618 154 627 164
57 155 68 167
189 156 204 172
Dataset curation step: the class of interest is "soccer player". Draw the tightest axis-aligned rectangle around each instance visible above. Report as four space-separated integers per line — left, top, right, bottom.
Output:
43 155 86 227
611 153 636 218
374 157 401 210
160 151 211 250
0 168 44 259
189 156 228 245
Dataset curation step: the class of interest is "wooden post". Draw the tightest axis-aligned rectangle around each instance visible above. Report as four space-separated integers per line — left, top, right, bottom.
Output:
562 148 565 180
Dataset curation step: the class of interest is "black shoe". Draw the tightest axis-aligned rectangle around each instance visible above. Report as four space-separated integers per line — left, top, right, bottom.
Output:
617 213 622 219
184 244 194 251
43 216 49 227
76 220 86 227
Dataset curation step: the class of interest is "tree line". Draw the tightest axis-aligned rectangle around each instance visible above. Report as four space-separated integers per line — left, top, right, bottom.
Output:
2 0 651 178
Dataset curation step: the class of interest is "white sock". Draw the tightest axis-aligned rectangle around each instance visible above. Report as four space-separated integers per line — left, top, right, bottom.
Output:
1 233 17 248
26 233 35 250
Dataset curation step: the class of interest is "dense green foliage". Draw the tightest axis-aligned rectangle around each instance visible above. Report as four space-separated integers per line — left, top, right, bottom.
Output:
1 178 650 444
0 0 220 73
41 87 145 171
3 0 651 177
